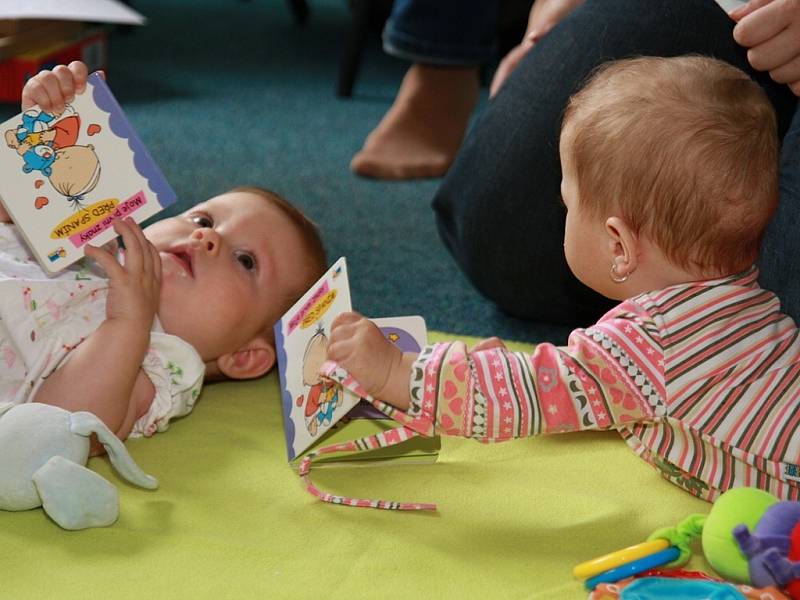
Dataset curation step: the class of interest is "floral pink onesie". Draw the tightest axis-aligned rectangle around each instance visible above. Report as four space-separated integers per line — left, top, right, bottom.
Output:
0 223 204 437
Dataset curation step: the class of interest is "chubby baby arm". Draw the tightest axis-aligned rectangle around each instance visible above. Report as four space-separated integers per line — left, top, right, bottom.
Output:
327 312 417 410
32 219 161 449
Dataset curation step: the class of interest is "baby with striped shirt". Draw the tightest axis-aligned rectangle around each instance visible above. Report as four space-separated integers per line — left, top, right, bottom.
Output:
326 55 799 502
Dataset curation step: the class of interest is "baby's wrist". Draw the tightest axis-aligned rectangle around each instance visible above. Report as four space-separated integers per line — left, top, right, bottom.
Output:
103 316 151 349
377 352 416 411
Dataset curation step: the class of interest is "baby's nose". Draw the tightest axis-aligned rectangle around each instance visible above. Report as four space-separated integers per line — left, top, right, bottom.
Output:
190 228 220 254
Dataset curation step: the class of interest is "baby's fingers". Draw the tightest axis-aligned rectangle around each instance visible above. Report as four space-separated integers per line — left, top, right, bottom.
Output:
21 75 55 112
52 65 77 107
68 61 89 94
148 239 162 284
85 243 123 279
326 337 353 363
27 71 65 113
331 311 365 330
114 218 145 274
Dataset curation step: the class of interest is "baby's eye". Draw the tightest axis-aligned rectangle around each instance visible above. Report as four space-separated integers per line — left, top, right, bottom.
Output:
235 250 256 271
190 213 213 228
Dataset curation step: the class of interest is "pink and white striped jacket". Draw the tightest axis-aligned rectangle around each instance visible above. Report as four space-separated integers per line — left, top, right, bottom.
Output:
393 268 800 501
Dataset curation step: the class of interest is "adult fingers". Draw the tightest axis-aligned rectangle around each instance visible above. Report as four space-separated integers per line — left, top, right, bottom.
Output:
747 26 800 70
490 42 531 98
769 52 800 85
734 0 792 48
730 0 775 22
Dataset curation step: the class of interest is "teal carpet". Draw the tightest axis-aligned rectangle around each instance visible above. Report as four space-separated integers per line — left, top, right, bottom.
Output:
0 0 571 343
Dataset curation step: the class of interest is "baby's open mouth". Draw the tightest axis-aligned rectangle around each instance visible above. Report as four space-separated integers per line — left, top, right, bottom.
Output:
169 251 193 277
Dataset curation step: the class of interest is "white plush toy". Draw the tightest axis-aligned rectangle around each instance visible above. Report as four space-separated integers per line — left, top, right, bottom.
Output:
0 402 158 530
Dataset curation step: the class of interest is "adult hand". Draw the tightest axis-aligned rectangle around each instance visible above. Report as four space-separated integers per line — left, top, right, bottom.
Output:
490 0 585 97
85 218 162 331
731 0 800 96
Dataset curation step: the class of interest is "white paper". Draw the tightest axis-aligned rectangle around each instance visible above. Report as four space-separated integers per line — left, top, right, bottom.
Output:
1 0 145 25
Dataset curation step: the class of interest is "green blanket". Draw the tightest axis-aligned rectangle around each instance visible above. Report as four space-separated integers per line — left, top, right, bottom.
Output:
2 334 713 599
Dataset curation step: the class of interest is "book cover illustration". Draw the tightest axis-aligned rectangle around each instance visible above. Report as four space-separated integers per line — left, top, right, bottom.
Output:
275 257 439 463
275 257 361 461
0 71 176 273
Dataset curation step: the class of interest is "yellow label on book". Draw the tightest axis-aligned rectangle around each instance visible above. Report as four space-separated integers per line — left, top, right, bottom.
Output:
301 289 337 329
50 198 119 239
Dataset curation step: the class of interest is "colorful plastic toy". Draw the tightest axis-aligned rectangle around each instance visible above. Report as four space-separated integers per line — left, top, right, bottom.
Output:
574 488 800 598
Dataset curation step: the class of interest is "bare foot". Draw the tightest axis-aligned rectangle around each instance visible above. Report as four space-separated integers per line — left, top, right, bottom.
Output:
351 64 480 180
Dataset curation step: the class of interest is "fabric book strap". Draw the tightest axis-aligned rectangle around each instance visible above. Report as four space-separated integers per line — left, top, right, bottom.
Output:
296 362 437 511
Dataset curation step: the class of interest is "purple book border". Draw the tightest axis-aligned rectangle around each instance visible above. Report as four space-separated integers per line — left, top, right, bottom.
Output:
89 72 176 208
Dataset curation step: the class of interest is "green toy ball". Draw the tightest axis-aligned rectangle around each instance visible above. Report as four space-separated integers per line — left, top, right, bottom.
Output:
701 487 779 582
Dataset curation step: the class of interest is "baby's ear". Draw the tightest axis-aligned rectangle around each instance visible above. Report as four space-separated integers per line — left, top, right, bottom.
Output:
215 336 276 380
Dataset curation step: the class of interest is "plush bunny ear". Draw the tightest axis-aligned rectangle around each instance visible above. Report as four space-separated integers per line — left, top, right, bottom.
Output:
32 455 119 530
69 412 158 490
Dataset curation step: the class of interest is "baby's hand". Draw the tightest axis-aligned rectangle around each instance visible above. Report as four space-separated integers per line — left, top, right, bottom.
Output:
21 61 89 113
327 312 413 409
85 218 162 331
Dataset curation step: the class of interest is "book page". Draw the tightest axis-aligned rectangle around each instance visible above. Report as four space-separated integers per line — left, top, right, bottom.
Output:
0 72 175 273
274 257 362 460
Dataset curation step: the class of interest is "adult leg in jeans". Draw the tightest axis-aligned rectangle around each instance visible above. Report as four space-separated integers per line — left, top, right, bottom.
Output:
350 0 500 180
760 104 800 321
433 0 798 326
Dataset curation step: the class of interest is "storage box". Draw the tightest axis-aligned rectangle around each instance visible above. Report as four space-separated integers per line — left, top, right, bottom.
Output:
0 27 107 104
0 20 85 61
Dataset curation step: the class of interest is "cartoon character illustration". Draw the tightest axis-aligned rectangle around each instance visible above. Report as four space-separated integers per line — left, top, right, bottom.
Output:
9 109 55 148
47 247 67 262
295 327 340 436
4 107 100 207
47 144 101 208
5 108 82 176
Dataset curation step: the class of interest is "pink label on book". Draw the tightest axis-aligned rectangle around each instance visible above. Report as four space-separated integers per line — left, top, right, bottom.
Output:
68 191 147 247
288 281 330 334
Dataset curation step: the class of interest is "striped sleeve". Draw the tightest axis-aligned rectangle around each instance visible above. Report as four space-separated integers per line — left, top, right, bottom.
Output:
405 304 667 443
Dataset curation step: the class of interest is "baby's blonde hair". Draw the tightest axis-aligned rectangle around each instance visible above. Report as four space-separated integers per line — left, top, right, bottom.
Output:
562 55 779 276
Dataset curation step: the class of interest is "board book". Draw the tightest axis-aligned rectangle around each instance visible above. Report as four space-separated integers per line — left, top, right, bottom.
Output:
274 257 440 465
0 71 176 273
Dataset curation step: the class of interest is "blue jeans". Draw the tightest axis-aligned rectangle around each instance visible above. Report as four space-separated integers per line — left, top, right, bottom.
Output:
382 0 501 66
432 0 800 326
760 105 800 320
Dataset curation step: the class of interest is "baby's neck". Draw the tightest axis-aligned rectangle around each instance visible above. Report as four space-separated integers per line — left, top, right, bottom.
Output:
625 245 736 298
